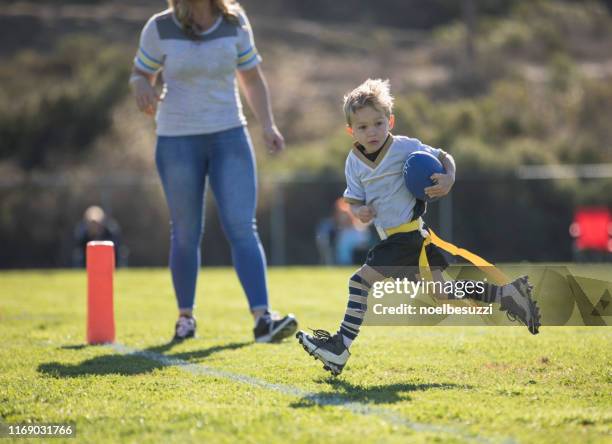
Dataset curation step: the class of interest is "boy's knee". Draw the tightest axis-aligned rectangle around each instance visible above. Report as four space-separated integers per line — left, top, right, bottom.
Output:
348 267 376 312
352 265 386 287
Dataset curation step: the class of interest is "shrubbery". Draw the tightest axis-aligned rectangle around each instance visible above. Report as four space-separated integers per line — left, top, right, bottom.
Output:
1 0 611 265
0 36 130 169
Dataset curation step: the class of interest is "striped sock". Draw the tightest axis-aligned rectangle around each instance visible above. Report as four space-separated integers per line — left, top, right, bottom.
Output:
459 281 502 303
339 272 371 347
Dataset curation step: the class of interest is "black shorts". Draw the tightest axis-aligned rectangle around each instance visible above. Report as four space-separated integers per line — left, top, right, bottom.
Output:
365 231 448 279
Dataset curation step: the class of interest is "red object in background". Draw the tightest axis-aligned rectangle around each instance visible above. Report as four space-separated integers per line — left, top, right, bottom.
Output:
86 241 116 344
569 207 612 252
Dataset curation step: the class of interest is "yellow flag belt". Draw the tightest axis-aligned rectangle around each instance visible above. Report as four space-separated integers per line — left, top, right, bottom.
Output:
385 218 509 285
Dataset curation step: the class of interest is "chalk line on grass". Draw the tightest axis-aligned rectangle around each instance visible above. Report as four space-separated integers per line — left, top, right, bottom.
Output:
109 343 516 444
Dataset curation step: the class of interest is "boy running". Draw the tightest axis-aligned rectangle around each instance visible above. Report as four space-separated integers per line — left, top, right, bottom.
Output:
296 79 540 376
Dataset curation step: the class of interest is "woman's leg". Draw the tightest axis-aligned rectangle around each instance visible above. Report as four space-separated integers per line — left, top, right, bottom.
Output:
156 135 208 312
207 127 269 313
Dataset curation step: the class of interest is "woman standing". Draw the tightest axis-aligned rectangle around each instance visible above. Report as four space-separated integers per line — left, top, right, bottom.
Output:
130 0 297 342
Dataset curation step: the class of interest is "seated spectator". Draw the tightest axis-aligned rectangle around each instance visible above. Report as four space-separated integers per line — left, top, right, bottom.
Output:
73 206 124 267
316 198 374 265
315 216 337 265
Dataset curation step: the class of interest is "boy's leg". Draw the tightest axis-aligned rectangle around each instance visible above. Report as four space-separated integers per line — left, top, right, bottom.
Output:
425 243 541 334
461 275 540 334
296 264 385 376
296 231 423 375
432 277 504 303
339 265 386 346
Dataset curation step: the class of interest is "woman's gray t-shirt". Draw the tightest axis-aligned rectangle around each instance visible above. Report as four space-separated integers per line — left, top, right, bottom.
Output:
134 9 262 136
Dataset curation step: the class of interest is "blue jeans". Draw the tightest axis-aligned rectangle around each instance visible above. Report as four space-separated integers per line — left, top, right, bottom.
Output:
156 126 268 311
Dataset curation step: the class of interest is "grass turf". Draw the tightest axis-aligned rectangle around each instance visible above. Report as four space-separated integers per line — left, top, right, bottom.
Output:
0 267 610 443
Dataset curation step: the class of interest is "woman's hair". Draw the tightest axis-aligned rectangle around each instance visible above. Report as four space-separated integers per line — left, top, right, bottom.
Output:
167 0 241 39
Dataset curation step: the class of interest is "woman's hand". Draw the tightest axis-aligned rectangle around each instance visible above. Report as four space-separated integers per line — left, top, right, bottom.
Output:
237 67 284 154
130 74 159 116
263 125 285 154
425 173 455 199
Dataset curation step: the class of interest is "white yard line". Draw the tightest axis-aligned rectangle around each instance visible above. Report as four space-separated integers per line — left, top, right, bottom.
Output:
110 343 516 444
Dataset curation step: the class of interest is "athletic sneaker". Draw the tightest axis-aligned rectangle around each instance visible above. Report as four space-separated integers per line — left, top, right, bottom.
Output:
254 312 298 343
173 315 196 341
296 329 350 376
500 275 541 335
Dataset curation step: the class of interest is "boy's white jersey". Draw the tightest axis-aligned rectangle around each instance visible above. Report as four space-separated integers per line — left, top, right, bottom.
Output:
343 134 441 230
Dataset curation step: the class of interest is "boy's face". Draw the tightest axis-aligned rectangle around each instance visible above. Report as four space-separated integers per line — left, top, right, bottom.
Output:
349 106 394 152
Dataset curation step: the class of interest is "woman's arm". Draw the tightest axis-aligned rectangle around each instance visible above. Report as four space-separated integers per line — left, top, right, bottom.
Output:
129 68 160 116
236 65 285 154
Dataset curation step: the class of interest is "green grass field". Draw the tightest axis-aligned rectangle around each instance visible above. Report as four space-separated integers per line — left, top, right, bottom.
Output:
1 267 610 443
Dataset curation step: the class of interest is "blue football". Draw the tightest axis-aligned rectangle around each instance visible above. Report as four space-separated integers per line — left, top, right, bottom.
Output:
403 151 445 201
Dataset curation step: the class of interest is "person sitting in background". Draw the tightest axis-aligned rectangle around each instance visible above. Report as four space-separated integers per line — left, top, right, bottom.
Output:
334 198 373 265
315 216 336 265
73 206 122 267
316 198 374 265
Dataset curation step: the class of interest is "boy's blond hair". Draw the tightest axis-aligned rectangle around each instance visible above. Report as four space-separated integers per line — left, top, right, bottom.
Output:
343 78 394 126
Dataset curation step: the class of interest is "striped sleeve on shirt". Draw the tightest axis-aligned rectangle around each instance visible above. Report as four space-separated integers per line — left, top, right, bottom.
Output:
135 47 163 73
237 46 259 69
236 11 261 70
134 17 164 74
